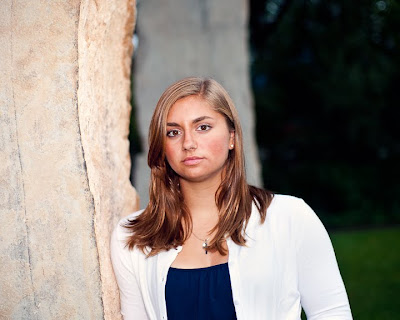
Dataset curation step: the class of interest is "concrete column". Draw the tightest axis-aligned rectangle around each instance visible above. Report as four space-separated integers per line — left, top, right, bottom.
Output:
0 1 137 319
134 0 262 206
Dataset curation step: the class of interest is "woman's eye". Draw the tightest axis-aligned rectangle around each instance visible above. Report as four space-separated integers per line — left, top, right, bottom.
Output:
197 124 211 131
167 129 181 137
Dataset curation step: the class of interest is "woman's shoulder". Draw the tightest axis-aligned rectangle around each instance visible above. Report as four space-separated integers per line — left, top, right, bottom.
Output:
263 194 318 224
119 209 145 224
112 209 145 242
248 194 327 247
265 194 327 235
268 194 308 211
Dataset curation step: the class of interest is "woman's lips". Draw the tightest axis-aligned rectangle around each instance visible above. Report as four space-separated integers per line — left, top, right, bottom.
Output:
182 156 203 165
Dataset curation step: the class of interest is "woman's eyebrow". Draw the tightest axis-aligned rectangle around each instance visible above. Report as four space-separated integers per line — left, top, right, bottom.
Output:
166 116 214 127
192 116 213 124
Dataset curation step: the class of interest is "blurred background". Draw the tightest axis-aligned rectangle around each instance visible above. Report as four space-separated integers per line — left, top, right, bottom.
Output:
250 0 400 229
130 0 400 318
249 3 400 317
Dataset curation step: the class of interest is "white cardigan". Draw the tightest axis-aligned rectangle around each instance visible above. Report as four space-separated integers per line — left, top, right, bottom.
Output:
111 195 352 319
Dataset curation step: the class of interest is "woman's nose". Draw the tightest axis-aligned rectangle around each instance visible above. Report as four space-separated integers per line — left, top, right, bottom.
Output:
182 131 197 151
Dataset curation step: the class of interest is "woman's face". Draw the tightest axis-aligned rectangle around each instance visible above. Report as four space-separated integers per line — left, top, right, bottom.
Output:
165 95 234 185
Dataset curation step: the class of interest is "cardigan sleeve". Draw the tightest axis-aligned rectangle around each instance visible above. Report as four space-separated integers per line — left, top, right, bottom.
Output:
110 222 149 320
295 200 352 319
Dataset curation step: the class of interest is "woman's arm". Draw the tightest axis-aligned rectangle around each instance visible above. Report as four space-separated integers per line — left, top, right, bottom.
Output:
110 223 149 320
296 200 352 319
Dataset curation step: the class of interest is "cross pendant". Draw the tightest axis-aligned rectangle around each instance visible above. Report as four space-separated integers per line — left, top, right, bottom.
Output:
202 239 208 254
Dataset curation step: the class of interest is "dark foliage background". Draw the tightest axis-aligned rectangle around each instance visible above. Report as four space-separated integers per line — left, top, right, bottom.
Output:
249 0 400 228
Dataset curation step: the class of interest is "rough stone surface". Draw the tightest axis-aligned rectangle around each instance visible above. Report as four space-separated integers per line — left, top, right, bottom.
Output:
78 0 138 318
134 0 262 206
0 0 137 318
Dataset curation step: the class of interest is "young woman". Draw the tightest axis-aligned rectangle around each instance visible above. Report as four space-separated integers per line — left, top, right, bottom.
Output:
111 77 352 319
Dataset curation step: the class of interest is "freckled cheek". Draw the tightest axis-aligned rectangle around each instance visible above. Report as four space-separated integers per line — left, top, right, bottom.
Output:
165 143 181 169
164 146 174 164
204 138 229 155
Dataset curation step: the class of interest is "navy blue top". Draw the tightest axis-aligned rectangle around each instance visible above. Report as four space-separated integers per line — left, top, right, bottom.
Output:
165 263 237 320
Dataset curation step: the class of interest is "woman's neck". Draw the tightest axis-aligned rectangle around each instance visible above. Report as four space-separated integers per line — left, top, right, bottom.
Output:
180 179 220 231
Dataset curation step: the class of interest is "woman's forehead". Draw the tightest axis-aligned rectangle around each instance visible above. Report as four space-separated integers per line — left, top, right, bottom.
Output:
167 96 218 120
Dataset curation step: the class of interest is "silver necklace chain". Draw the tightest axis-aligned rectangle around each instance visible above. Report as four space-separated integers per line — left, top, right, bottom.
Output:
191 232 209 254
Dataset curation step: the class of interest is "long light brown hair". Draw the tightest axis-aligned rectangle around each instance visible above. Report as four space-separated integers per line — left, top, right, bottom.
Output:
125 77 273 255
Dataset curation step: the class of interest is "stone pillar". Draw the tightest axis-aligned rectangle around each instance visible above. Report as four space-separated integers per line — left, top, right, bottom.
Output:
134 0 262 206
0 1 137 319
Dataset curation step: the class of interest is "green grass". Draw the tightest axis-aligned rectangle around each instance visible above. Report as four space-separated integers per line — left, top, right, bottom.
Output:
330 227 400 319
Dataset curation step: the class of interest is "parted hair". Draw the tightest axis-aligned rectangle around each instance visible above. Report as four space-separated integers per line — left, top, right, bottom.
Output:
125 77 273 256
